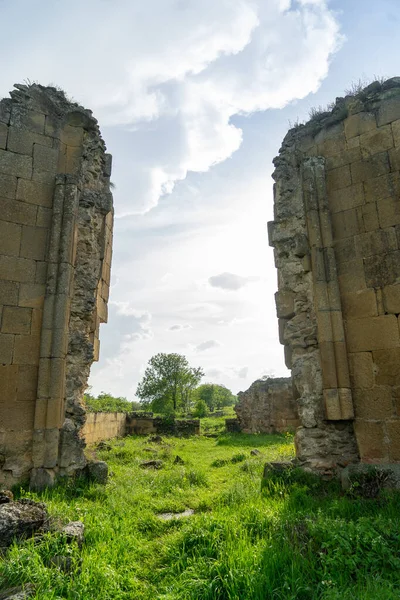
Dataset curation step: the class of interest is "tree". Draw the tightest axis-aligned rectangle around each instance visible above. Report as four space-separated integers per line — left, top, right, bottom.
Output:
194 383 237 412
136 353 204 414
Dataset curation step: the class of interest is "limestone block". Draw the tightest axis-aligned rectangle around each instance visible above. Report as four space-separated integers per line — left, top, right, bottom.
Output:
17 365 38 402
32 144 58 173
0 173 17 199
392 119 400 146
388 146 400 172
349 352 374 389
13 334 40 365
275 291 295 319
325 146 361 171
355 228 397 258
377 95 400 126
0 364 18 400
7 127 53 156
1 306 32 334
60 125 84 147
377 196 400 228
360 202 379 232
317 311 345 343
363 172 400 203
0 122 7 149
0 281 18 306
387 421 400 461
354 420 387 461
16 179 53 208
319 342 337 388
0 333 14 363
0 149 32 179
36 206 52 228
364 250 400 288
317 134 346 158
382 284 400 314
353 386 394 419
0 197 37 227
338 388 354 419
333 237 356 265
350 152 390 184
323 388 341 420
20 226 48 261
331 208 362 240
359 124 393 159
35 262 47 284
32 169 55 185
0 399 35 430
10 107 45 134
30 309 43 334
344 112 376 139
346 315 399 352
373 347 400 386
0 255 36 283
329 182 364 214
326 165 351 191
334 342 351 388
0 219 22 257
65 146 82 174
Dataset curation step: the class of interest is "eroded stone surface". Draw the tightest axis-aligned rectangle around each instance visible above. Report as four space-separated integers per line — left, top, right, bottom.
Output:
0 500 48 548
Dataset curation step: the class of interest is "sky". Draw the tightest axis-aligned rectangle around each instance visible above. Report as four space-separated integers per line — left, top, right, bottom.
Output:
0 0 399 399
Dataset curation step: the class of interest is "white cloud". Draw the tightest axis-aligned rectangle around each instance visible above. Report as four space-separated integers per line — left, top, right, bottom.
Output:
209 272 259 291
195 340 222 352
168 324 192 331
1 0 341 214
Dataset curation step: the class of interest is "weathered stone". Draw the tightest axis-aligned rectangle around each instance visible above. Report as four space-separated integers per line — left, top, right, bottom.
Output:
341 463 400 495
0 500 48 548
0 584 35 599
62 520 85 545
85 460 108 484
140 460 163 469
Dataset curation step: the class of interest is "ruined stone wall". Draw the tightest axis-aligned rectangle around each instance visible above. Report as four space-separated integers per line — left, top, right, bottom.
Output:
235 378 300 433
83 413 126 445
269 78 400 471
0 84 113 488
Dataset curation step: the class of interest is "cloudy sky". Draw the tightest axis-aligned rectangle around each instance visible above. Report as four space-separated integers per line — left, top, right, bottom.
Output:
1 0 399 398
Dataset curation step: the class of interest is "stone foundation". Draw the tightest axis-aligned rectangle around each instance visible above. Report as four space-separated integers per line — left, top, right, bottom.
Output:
235 378 300 433
0 84 113 488
269 78 400 471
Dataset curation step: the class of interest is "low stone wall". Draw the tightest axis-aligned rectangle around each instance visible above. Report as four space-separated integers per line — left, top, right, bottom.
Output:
235 378 300 434
82 412 126 445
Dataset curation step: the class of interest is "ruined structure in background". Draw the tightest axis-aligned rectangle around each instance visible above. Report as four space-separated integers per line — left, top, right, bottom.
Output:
0 84 113 489
269 78 400 471
235 378 300 433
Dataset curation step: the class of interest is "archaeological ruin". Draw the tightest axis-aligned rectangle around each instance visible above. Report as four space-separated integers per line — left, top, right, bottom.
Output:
235 378 300 434
0 84 113 489
269 78 400 472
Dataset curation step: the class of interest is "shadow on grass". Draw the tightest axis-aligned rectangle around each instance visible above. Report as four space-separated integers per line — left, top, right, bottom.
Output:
216 432 292 448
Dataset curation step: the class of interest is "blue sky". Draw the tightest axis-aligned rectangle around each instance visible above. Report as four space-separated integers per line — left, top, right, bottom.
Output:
1 0 399 398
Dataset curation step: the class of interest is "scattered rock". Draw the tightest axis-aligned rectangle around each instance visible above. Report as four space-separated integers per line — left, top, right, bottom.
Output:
0 491 13 504
0 584 35 599
140 460 163 470
143 447 157 453
62 521 85 546
148 435 163 444
173 455 185 465
341 464 400 498
48 555 74 573
250 449 261 456
0 500 48 548
263 461 294 477
86 460 108 484
158 509 194 521
96 441 112 452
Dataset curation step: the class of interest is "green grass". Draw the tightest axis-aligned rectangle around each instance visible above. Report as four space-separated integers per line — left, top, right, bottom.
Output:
1 431 400 599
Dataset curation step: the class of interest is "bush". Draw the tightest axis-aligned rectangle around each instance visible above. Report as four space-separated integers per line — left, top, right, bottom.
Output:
192 399 208 418
84 391 137 413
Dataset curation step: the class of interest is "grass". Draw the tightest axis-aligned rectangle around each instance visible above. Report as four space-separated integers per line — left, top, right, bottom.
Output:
1 430 400 599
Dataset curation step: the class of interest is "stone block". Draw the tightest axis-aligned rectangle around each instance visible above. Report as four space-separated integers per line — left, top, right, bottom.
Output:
0 255 36 283
324 388 341 420
329 182 364 213
344 112 376 139
349 352 374 388
326 165 351 191
364 172 400 203
377 196 400 228
31 169 55 185
337 258 366 293
388 146 400 172
16 179 53 208
18 283 45 309
60 125 84 147
353 386 394 420
0 281 18 306
325 146 361 171
20 226 48 261
333 237 356 265
0 173 17 199
0 364 18 400
346 315 399 352
10 106 45 133
0 399 35 430
360 202 379 232
377 95 400 126
373 348 400 386
65 146 82 175
354 228 397 258
0 122 7 149
0 197 37 226
13 334 40 365
275 291 295 319
359 124 393 158
319 342 337 388
0 149 32 179
17 365 38 402
33 144 58 173
354 420 387 461
317 134 346 158
331 208 362 240
387 421 400 461
1 306 32 334
350 152 390 184
36 206 52 228
364 250 400 288
0 333 14 363
0 219 21 257
392 119 400 146
7 127 53 155
382 284 400 314
338 388 354 419
35 261 48 284
317 310 345 343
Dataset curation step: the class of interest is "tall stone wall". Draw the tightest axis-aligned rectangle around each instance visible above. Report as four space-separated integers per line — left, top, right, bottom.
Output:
235 378 300 433
269 78 400 471
0 84 113 489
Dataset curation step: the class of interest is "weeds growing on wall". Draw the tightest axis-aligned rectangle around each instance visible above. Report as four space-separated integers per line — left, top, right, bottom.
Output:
1 425 399 599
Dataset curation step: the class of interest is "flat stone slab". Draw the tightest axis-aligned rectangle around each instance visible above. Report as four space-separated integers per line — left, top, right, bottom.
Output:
158 509 194 521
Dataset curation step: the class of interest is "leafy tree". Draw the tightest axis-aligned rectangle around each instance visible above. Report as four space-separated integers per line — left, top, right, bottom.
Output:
192 398 208 418
83 390 138 413
194 383 237 412
136 353 204 414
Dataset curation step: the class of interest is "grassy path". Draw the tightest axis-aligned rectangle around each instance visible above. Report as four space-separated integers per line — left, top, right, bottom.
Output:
1 433 400 599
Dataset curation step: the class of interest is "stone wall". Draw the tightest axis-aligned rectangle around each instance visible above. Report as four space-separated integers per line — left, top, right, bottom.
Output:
235 378 300 433
0 84 113 488
269 78 400 471
82 413 126 445
125 415 200 437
